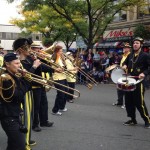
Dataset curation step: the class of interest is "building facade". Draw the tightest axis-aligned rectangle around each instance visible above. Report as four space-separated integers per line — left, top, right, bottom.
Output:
0 24 42 52
96 1 150 53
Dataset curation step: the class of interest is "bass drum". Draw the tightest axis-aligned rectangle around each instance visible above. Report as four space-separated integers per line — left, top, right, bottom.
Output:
111 67 125 84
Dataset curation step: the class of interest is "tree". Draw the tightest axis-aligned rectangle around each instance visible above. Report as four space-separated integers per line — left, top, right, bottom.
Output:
10 5 78 50
22 0 144 49
6 0 144 49
134 24 150 40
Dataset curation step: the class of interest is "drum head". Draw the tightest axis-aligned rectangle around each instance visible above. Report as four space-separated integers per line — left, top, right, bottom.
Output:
111 68 125 83
118 77 136 85
105 64 118 72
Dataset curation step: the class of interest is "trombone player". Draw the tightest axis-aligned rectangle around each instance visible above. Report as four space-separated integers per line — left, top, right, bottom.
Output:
0 53 31 150
65 52 78 103
30 42 52 82
51 45 68 115
13 38 54 133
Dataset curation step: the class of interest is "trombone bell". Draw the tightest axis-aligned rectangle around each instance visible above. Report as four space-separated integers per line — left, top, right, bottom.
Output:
44 43 57 54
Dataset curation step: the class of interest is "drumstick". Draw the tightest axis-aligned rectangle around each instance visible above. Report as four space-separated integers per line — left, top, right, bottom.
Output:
128 76 139 79
122 73 139 79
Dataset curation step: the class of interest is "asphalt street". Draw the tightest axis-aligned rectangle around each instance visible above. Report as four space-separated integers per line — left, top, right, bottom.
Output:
0 83 150 150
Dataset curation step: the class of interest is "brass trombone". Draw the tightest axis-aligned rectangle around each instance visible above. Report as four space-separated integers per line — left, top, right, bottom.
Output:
44 45 98 86
62 53 98 86
29 50 93 89
28 49 79 80
17 68 80 99
44 43 57 54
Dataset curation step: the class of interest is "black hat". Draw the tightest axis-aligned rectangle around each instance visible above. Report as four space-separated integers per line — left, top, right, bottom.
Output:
13 38 33 51
122 42 131 48
4 53 19 62
133 37 144 44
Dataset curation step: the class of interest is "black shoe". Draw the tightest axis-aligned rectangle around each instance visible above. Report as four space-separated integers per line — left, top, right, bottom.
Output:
40 121 54 127
145 122 150 128
32 126 42 132
123 120 137 126
29 140 37 146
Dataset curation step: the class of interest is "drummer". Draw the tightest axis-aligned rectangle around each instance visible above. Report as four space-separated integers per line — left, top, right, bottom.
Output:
112 42 131 108
122 37 150 128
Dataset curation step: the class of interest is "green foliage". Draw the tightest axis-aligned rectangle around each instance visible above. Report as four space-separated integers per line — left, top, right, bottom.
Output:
134 24 150 40
8 0 144 48
42 38 53 47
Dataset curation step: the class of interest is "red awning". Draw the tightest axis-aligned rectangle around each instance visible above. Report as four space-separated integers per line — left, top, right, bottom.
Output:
94 42 122 48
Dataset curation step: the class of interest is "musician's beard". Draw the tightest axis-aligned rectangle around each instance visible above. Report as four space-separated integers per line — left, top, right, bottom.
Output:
134 47 141 53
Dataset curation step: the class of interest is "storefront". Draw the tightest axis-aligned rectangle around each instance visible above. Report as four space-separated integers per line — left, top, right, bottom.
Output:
95 27 134 54
96 27 150 53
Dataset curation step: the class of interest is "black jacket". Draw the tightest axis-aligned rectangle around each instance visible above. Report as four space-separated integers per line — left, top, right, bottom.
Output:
0 71 31 117
21 56 53 87
123 51 150 76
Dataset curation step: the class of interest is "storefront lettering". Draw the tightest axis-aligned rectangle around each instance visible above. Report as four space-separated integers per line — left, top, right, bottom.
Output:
104 28 134 39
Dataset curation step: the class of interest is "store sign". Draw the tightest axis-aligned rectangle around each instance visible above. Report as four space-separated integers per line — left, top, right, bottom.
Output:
103 28 134 40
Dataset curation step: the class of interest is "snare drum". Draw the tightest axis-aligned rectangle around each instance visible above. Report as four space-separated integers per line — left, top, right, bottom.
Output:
117 77 136 91
111 67 125 84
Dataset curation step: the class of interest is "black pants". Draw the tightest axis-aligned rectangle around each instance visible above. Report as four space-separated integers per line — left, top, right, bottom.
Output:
52 79 67 113
67 82 75 100
117 89 125 105
1 117 25 150
125 82 150 123
32 87 48 127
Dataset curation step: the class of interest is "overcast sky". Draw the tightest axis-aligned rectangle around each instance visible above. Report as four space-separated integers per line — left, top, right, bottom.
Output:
0 0 22 24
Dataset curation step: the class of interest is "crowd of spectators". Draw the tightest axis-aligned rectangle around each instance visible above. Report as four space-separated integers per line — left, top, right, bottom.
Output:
74 48 150 88
75 49 122 84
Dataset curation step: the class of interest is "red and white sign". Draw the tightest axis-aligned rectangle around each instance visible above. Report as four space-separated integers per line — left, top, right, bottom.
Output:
103 28 134 39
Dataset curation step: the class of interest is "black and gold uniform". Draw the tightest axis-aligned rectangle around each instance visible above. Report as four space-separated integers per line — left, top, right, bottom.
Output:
13 38 54 133
113 43 131 107
0 53 31 150
123 37 150 128
21 56 53 129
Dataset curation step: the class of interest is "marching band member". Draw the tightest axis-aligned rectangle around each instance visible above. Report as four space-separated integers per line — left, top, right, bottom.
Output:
65 52 78 103
0 45 4 67
30 42 51 82
122 37 150 128
51 45 67 115
113 43 131 108
0 53 31 150
13 38 54 133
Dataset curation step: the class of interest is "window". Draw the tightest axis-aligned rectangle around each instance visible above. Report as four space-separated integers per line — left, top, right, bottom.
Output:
112 0 127 22
2 33 6 39
113 10 127 22
6 32 11 39
32 34 42 41
138 0 150 18
36 35 39 40
0 33 2 39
